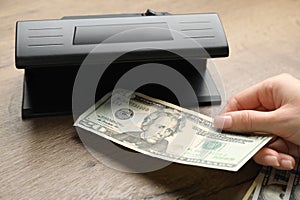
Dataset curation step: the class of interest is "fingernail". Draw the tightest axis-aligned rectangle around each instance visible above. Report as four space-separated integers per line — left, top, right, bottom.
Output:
281 159 293 170
214 115 232 129
264 156 280 167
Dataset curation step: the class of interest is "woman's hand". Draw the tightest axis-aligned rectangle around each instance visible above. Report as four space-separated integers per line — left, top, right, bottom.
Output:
214 73 300 170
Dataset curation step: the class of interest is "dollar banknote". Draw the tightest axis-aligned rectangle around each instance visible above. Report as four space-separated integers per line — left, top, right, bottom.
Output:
74 89 272 171
243 158 300 200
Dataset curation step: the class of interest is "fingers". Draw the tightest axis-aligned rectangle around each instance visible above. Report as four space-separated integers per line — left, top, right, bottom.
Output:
224 79 277 113
224 74 300 113
215 77 279 133
267 137 300 157
253 147 295 170
214 110 276 133
215 74 300 171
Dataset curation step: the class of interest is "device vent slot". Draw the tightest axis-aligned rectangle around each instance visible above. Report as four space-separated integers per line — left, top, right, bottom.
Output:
26 27 64 47
179 21 210 24
28 27 63 30
28 35 63 38
180 28 212 31
183 36 215 39
178 21 215 39
27 43 64 47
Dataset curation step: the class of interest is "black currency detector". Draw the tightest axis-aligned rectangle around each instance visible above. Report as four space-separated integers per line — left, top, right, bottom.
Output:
15 10 229 118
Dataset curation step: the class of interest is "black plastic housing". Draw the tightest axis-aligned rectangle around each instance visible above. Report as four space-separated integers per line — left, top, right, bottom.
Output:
15 10 229 118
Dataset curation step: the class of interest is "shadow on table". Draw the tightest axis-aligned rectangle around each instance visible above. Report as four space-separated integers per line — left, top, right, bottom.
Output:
76 128 261 200
24 116 260 200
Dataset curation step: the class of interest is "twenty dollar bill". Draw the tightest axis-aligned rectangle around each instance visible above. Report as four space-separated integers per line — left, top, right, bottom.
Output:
74 89 272 171
243 158 300 200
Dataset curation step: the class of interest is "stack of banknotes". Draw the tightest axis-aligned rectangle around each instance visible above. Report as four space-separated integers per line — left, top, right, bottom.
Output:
243 158 300 200
74 89 272 171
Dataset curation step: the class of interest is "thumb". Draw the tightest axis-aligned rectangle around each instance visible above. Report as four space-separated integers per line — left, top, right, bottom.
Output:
214 110 275 133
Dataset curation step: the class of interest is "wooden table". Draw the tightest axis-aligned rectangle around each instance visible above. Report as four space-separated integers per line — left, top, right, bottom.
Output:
1 0 300 199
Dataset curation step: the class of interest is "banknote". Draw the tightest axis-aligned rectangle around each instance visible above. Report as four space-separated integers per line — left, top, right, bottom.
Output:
291 159 300 200
243 158 300 200
74 89 272 171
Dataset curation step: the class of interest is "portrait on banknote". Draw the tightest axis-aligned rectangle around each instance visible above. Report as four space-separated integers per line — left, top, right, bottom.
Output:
259 184 286 200
112 108 185 152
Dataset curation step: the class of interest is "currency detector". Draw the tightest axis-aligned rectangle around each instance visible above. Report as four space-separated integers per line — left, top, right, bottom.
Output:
15 9 229 118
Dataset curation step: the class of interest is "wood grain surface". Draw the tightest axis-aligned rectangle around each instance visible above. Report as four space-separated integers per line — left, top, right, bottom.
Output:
1 0 300 199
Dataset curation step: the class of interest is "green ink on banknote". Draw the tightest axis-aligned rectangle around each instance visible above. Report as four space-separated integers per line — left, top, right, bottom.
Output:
202 141 222 150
